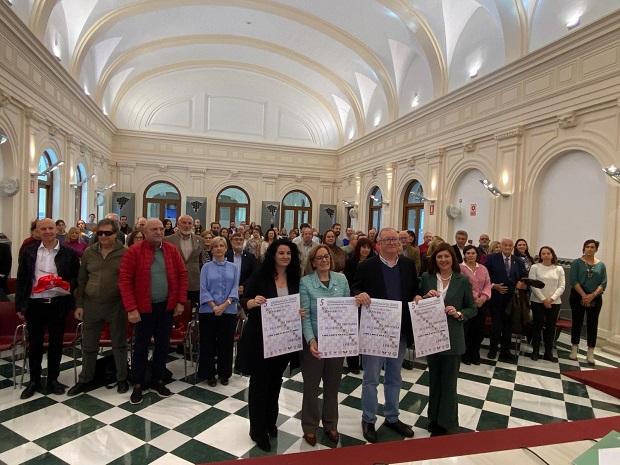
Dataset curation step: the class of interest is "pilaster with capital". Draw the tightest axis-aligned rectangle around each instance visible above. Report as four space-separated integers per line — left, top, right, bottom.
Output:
493 127 524 239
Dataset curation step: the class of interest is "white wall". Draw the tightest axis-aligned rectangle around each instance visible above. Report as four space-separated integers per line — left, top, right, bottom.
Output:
535 151 606 259
450 169 492 243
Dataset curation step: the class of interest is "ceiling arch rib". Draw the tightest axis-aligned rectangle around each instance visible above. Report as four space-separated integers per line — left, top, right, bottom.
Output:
376 0 448 96
94 34 365 137
110 60 344 146
70 0 398 121
29 0 58 39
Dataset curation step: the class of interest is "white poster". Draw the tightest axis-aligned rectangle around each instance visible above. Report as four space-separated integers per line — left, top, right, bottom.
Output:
261 294 303 358
408 296 451 357
359 298 402 358
317 297 359 358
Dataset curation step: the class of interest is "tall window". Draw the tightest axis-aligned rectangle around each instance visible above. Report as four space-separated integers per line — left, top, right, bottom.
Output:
402 180 425 244
368 186 382 231
281 190 312 231
143 181 181 223
216 186 249 226
37 151 54 219
74 164 87 222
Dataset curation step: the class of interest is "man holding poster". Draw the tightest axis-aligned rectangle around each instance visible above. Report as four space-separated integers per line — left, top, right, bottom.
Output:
352 227 419 443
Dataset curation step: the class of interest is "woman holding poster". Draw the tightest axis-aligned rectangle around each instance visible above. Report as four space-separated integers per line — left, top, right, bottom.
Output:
236 239 301 452
417 243 476 436
299 245 363 446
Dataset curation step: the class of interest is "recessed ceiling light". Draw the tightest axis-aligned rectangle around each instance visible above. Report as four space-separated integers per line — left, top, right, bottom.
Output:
373 115 381 127
411 94 420 107
84 85 90 96
102 106 108 116
566 13 581 29
52 38 61 60
469 63 481 79
348 129 355 140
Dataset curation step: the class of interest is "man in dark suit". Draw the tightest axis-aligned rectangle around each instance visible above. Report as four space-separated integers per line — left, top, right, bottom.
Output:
352 227 418 443
485 238 527 362
0 233 11 300
452 230 468 264
226 232 257 299
166 215 205 307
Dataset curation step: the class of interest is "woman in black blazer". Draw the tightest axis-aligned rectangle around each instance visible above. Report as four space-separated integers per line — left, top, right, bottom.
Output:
236 238 301 452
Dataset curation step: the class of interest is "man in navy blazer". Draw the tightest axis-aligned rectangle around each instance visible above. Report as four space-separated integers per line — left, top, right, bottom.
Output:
485 238 527 361
226 233 257 299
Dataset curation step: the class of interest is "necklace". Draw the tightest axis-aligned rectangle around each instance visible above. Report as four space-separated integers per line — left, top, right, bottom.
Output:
440 273 452 281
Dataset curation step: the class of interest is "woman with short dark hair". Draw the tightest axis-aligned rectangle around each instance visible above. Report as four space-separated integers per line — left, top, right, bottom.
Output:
528 246 565 362
569 239 606 364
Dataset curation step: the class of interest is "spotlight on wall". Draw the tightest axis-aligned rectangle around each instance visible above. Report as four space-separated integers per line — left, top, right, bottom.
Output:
480 179 509 197
0 133 7 145
408 192 429 202
602 165 620 184
411 94 420 108
101 183 116 191
31 160 65 177
341 200 355 207
469 63 481 79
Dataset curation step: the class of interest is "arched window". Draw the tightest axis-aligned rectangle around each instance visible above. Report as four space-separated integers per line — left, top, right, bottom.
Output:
216 186 250 226
402 180 425 244
73 164 88 222
37 151 54 219
281 190 312 231
368 186 383 231
143 181 181 223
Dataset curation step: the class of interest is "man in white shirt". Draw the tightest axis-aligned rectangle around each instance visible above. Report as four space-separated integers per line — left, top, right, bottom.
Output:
295 225 318 270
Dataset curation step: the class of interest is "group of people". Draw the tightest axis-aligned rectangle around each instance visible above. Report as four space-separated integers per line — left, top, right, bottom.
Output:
7 214 607 454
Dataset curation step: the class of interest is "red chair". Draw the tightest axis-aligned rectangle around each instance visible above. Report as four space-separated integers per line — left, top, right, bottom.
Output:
0 301 27 388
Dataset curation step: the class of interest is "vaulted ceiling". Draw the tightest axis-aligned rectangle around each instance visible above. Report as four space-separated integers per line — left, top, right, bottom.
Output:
8 0 620 148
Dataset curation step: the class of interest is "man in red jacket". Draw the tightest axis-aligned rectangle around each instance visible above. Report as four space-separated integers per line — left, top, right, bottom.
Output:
119 218 188 404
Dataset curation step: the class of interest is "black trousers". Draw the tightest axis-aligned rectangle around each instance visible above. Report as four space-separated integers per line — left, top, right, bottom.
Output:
489 299 512 352
248 355 289 437
531 302 560 354
570 289 602 347
198 313 237 379
132 302 173 386
26 297 70 383
464 304 486 360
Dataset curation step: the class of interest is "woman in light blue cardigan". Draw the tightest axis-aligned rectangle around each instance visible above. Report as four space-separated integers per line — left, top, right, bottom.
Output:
299 244 363 446
198 237 239 387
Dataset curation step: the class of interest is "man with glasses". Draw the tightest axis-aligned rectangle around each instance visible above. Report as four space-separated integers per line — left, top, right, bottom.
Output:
15 218 80 399
68 218 128 396
352 227 418 443
226 232 257 299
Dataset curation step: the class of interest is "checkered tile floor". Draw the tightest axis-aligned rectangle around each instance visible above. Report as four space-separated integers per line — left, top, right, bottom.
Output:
1 333 619 465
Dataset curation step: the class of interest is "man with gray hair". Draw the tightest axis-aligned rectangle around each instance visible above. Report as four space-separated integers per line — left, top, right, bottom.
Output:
166 214 204 307
352 227 418 443
452 230 468 264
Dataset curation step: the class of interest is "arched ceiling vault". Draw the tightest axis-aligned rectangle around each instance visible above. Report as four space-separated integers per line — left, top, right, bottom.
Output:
10 0 620 148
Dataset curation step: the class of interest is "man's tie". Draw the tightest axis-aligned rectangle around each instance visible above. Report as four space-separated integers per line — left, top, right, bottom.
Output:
504 256 510 274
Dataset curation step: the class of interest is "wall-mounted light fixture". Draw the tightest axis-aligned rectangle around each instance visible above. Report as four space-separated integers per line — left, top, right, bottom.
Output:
98 183 116 191
341 200 356 207
408 192 430 202
469 62 481 79
566 12 581 29
70 173 96 189
411 94 420 108
602 165 620 184
369 194 390 206
0 133 7 145
480 179 509 197
31 160 64 177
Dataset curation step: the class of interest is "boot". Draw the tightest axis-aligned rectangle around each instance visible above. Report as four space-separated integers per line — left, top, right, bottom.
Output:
569 345 579 360
587 347 595 365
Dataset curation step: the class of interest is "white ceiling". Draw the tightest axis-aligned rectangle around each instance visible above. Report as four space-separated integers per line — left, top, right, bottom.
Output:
9 0 620 148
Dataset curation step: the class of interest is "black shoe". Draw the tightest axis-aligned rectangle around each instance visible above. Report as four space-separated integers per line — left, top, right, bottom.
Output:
46 380 66 395
67 382 90 397
471 355 481 366
250 433 271 452
150 381 172 398
384 419 414 438
430 426 448 437
402 359 414 370
349 368 360 375
268 426 278 438
530 352 539 361
117 381 129 394
461 354 471 365
362 421 377 443
20 382 41 399
487 349 497 360
207 377 217 387
543 353 558 363
130 387 144 405
499 351 517 363
220 377 229 386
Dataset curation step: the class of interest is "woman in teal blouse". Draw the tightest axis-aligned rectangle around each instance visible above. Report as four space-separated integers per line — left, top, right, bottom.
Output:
416 243 476 436
569 239 607 364
299 245 363 446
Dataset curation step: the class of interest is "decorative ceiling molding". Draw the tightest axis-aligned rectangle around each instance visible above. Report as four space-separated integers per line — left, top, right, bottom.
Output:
69 0 398 119
94 34 365 136
29 0 57 39
110 60 344 146
376 0 447 96
512 0 529 58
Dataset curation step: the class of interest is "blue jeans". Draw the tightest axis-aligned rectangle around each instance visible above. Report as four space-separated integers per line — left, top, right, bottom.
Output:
361 335 407 424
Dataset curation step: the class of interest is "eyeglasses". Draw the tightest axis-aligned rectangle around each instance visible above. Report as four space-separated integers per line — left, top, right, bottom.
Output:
314 255 331 261
97 230 115 237
380 238 399 243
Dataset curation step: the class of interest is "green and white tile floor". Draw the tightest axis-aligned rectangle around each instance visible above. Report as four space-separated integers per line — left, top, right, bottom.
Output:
1 333 619 465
